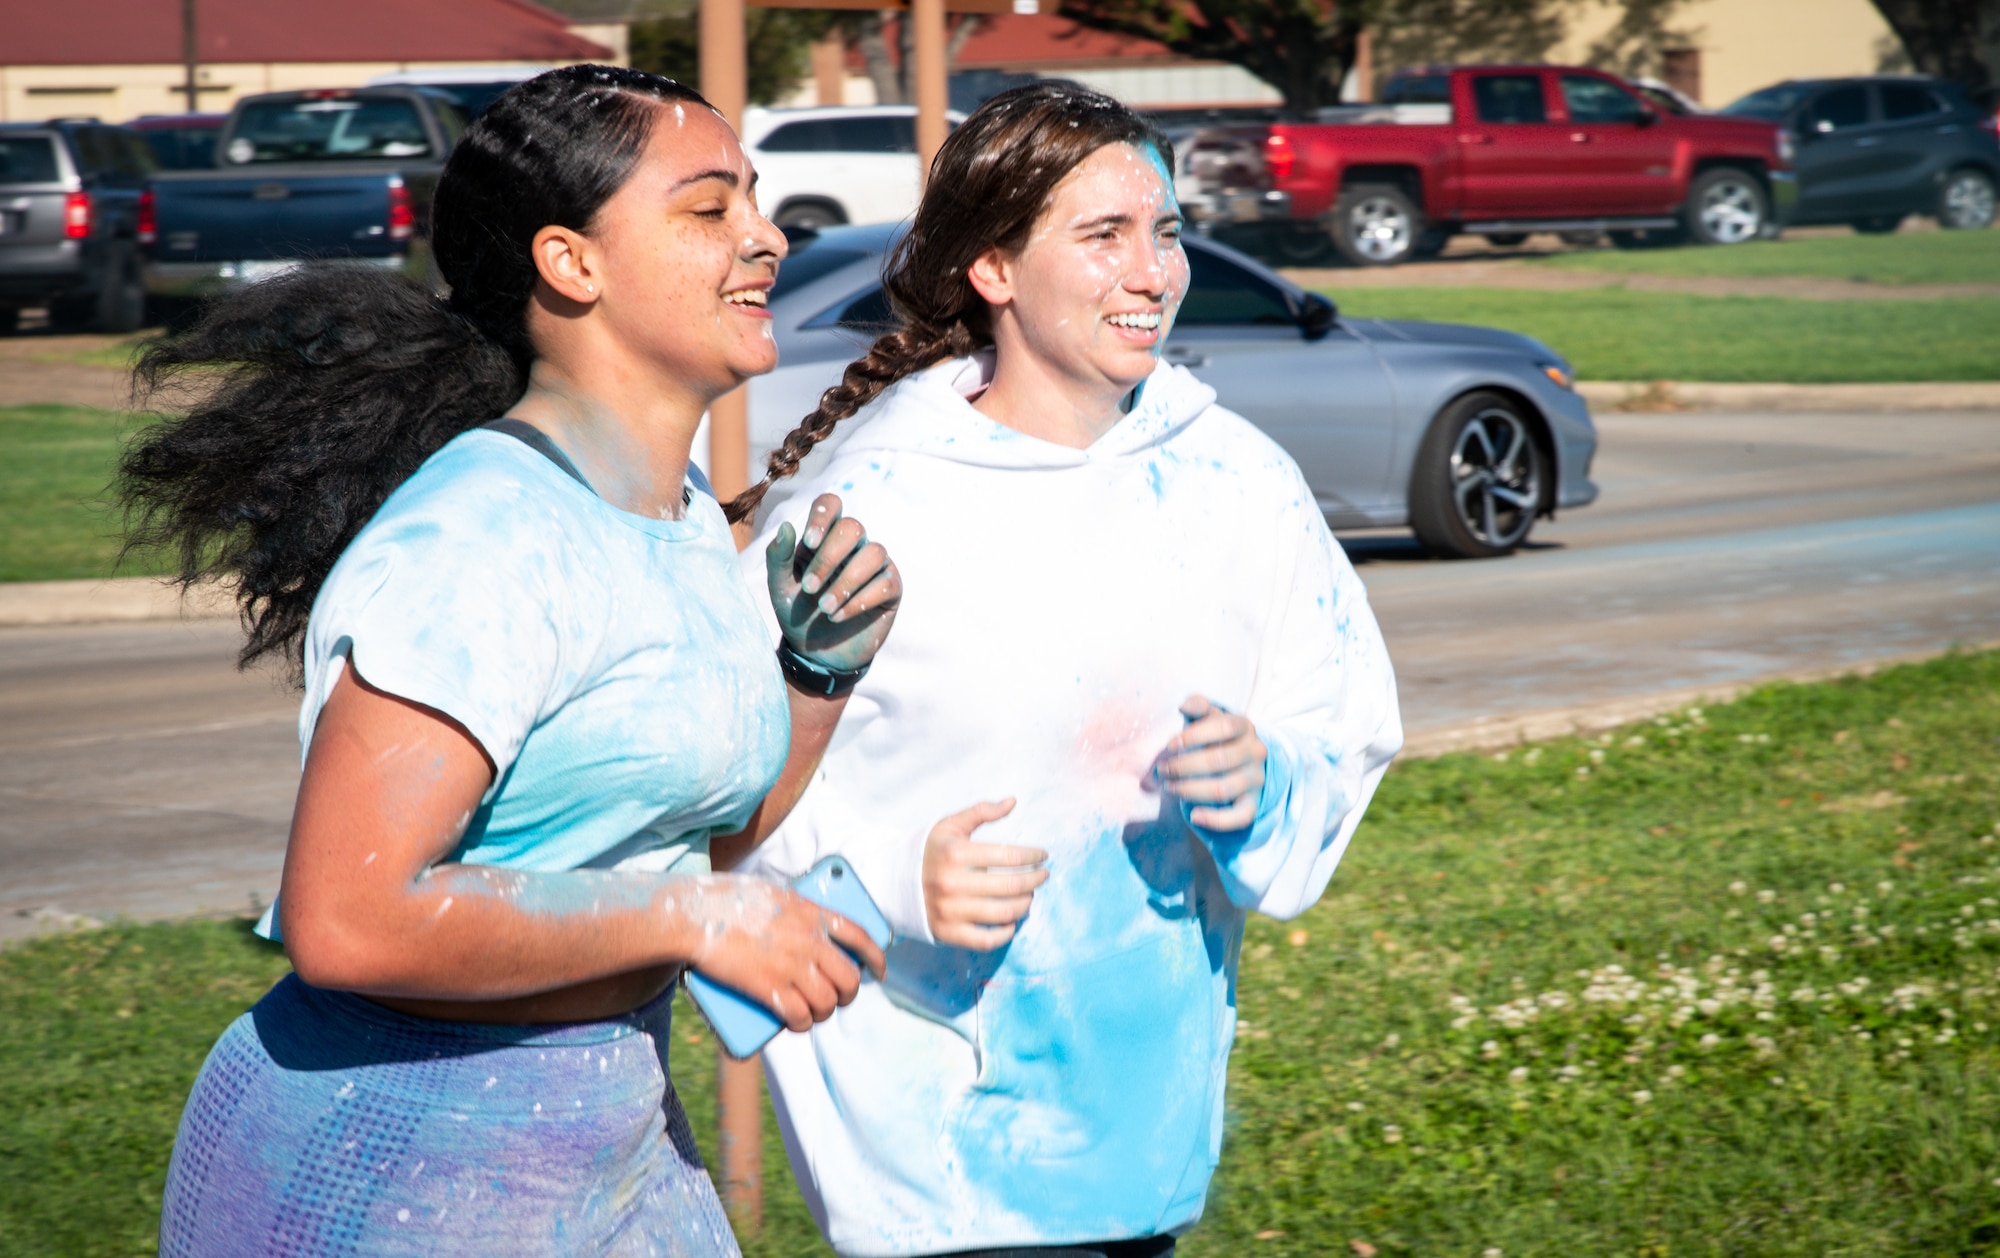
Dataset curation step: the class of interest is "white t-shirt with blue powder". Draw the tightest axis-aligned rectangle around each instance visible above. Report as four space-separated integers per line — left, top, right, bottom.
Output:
257 428 790 938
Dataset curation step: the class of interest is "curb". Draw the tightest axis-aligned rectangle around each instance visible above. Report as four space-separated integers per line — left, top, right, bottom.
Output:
0 577 234 627
1398 641 2000 760
1577 380 2000 413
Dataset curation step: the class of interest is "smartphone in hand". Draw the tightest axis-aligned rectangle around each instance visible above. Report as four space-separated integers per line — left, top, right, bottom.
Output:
685 855 893 1060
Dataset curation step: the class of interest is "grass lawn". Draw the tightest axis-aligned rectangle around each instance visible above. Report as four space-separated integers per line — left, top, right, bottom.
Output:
1537 229 2000 287
1320 286 2000 383
6 649 2000 1255
0 405 172 583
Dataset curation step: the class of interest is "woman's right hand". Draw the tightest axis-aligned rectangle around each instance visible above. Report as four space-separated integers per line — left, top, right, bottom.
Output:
922 799 1049 950
683 877 887 1032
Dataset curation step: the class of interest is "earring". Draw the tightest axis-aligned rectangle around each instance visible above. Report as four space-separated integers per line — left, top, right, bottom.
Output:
585 284 595 294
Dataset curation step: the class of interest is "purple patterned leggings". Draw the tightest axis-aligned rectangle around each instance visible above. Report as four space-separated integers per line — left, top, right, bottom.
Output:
160 975 740 1257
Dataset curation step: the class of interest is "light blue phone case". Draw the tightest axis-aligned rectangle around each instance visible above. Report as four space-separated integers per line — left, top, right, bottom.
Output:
685 855 894 1060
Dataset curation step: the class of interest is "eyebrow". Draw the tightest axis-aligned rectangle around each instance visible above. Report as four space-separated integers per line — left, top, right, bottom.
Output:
671 168 742 192
1073 210 1184 232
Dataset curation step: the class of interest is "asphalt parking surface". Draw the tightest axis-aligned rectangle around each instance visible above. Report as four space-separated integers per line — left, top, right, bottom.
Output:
4 408 1998 938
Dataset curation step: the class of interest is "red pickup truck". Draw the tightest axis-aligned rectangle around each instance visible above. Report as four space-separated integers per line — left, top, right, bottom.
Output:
1184 64 1796 266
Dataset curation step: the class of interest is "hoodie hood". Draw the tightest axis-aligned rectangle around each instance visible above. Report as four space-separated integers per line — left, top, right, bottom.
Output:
829 352 1220 471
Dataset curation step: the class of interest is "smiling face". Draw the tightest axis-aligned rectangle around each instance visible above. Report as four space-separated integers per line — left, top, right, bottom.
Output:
566 101 788 397
970 141 1188 402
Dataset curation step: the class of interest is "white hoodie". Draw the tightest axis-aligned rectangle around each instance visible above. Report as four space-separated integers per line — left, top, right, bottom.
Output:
740 356 1402 1257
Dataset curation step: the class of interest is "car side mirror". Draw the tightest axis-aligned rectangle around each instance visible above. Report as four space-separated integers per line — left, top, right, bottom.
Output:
1633 107 1659 127
1298 291 1337 340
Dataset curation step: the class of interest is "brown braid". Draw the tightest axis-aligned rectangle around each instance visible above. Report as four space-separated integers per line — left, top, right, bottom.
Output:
723 81 1169 525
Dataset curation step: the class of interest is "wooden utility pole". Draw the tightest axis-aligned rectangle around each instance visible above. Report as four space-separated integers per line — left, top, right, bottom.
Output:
911 0 948 181
701 0 754 555
181 0 200 114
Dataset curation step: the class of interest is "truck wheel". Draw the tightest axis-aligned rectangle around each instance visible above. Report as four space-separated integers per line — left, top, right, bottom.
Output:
1938 168 1997 230
91 246 147 334
1852 214 1904 235
1684 167 1768 245
1408 391 1544 559
1333 183 1421 267
773 199 847 232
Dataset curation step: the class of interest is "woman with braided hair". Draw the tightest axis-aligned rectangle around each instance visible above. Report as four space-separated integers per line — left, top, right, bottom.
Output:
131 67 904 1256
727 83 1403 1257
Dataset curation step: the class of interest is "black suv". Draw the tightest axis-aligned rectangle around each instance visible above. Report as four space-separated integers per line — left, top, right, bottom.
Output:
0 119 155 333
1722 76 2000 233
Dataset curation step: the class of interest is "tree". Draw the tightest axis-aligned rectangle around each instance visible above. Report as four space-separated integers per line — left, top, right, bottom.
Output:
628 7 839 105
837 13 986 104
1054 0 1694 115
1053 0 1370 113
1864 0 1998 94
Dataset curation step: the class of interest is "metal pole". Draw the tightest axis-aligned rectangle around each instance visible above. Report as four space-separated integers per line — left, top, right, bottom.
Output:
699 0 761 1231
182 0 199 114
912 0 948 183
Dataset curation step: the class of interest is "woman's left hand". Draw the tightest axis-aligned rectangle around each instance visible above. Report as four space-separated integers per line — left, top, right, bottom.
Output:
765 493 901 673
1155 695 1268 832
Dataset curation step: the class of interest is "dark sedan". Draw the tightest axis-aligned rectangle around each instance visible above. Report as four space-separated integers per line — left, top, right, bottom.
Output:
1722 76 1999 232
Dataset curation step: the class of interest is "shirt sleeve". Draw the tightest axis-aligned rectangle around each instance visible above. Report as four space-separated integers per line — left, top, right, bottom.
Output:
301 452 579 796
1191 466 1403 919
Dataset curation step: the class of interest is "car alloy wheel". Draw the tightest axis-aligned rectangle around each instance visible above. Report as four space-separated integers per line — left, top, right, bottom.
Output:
1940 169 1997 230
1448 406 1540 550
1693 171 1765 244
1409 390 1546 559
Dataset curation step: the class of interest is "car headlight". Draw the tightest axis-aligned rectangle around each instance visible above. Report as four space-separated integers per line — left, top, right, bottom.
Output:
1538 361 1575 390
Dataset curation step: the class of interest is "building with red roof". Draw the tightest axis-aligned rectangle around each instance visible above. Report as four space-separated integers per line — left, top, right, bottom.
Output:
0 0 613 122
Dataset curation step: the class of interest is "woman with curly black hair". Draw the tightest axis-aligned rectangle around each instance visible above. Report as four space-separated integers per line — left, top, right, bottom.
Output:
129 66 900 1256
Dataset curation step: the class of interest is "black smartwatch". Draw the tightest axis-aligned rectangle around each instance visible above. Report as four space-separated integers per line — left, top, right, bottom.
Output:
777 639 870 697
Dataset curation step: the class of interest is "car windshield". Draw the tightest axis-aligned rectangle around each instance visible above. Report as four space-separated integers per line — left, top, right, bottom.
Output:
0 136 60 183
1721 83 1816 121
225 98 431 164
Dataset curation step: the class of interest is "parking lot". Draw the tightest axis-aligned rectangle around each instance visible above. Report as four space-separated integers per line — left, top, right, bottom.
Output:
5 401 1997 939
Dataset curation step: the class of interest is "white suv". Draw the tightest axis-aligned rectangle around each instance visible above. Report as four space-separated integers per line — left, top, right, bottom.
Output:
743 105 963 230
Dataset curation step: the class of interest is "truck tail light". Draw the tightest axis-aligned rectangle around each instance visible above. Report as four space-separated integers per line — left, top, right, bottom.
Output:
1264 132 1297 181
63 190 93 239
136 188 157 245
387 178 415 241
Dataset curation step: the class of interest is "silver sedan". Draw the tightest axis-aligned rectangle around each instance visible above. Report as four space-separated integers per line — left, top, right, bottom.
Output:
745 225 1598 557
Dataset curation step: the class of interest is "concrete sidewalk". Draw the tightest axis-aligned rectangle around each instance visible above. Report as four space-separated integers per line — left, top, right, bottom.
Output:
1577 380 2000 413
0 578 233 626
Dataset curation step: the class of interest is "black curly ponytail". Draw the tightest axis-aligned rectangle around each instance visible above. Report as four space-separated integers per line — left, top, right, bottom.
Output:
120 65 708 679
724 81 1168 524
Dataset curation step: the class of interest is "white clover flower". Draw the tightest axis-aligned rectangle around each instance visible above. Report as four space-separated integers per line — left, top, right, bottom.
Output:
1730 881 1749 896
1509 1066 1530 1082
1630 1089 1652 1104
1481 1040 1501 1059
1699 1033 1721 1048
1758 889 1778 903
1381 1124 1403 1144
1878 881 1894 894
1666 1064 1686 1078
1829 882 1846 894
1347 1101 1366 1112
1589 749 1606 763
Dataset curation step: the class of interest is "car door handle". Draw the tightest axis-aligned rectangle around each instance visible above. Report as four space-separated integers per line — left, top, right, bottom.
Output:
1459 133 1495 145
1569 132 1592 143
1165 348 1207 367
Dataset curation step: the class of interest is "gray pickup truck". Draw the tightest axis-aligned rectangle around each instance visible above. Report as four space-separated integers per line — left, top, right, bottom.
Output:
146 87 467 299
0 120 155 333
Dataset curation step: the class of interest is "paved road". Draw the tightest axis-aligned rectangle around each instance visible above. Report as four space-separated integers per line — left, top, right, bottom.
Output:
5 409 1999 939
